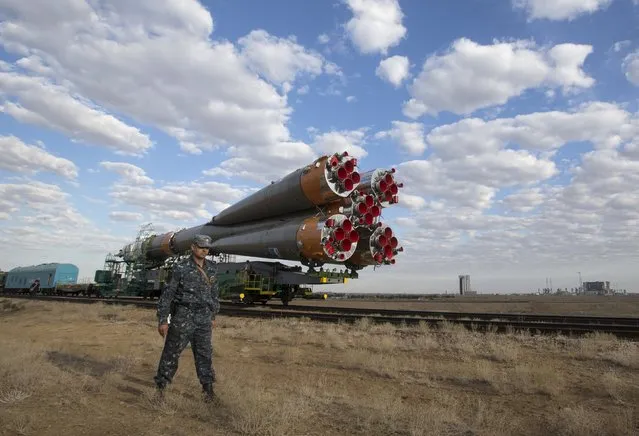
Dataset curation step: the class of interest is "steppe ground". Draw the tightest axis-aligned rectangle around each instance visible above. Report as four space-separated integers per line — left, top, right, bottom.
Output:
0 298 637 436
289 294 639 317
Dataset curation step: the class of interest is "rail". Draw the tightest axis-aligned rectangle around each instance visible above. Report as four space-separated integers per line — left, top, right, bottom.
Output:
245 302 639 326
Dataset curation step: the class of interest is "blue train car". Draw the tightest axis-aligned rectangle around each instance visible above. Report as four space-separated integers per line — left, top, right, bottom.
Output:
4 263 79 293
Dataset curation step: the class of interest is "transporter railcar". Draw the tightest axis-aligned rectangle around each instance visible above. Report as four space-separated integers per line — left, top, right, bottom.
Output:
3 263 79 294
215 261 338 305
96 257 341 305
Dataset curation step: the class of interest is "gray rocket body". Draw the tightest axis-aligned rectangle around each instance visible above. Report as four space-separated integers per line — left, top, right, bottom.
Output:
211 167 314 225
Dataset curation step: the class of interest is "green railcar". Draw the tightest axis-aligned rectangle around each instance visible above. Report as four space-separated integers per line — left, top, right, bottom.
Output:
92 269 118 297
215 261 350 305
216 266 277 305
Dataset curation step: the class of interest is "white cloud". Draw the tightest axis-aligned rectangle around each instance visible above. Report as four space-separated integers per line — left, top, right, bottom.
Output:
546 44 595 88
394 102 638 214
397 160 498 210
324 62 343 76
238 29 326 86
344 0 406 54
622 50 639 86
397 193 426 211
425 102 636 159
376 55 409 87
99 162 154 185
0 181 68 217
0 72 153 155
375 121 426 155
317 33 330 44
15 55 53 75
312 129 369 159
108 180 250 222
0 135 78 179
390 102 639 290
109 211 144 222
402 99 428 119
203 141 317 184
177 140 214 156
0 180 131 281
346 95 357 103
501 187 546 212
444 150 558 187
404 38 594 117
203 132 351 186
512 0 614 21
0 0 323 157
0 181 97 258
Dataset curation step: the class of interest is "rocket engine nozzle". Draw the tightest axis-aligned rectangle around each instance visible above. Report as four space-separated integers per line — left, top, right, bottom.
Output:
320 214 358 261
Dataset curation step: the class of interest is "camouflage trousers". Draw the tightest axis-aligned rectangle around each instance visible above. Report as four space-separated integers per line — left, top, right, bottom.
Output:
154 306 215 387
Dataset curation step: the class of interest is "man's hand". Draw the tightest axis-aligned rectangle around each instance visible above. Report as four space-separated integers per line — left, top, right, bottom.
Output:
211 319 216 329
158 323 169 338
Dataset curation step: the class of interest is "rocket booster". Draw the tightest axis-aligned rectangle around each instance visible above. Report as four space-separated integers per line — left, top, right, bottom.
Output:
211 152 360 225
118 152 404 269
210 213 359 263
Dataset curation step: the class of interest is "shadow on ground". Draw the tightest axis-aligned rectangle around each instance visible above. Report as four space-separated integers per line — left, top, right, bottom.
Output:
47 351 116 377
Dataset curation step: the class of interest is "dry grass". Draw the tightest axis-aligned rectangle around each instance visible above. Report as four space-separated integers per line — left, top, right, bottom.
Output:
0 298 23 314
0 297 637 436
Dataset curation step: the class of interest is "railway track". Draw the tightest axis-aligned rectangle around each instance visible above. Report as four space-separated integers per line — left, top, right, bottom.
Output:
254 302 639 326
4 294 639 339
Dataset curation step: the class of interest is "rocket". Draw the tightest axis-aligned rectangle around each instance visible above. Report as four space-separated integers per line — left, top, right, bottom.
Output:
118 151 403 271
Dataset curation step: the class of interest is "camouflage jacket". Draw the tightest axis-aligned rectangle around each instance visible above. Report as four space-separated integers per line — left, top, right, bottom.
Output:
157 256 220 325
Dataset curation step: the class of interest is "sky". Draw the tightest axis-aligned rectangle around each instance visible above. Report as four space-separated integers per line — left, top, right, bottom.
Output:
0 0 638 294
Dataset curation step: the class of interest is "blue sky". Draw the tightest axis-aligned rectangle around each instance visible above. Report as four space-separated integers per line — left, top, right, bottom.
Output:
0 0 638 293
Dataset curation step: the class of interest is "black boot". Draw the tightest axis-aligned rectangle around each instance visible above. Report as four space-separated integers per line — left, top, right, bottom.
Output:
202 383 217 403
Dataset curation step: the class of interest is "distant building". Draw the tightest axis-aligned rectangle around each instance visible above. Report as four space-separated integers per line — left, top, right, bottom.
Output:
458 274 471 295
583 281 612 296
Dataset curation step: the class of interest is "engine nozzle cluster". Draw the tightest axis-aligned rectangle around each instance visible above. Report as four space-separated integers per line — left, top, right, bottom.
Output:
373 168 402 206
326 152 360 194
369 223 402 265
338 190 382 229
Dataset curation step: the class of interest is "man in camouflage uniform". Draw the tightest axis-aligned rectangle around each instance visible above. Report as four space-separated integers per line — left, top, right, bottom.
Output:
154 234 220 402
